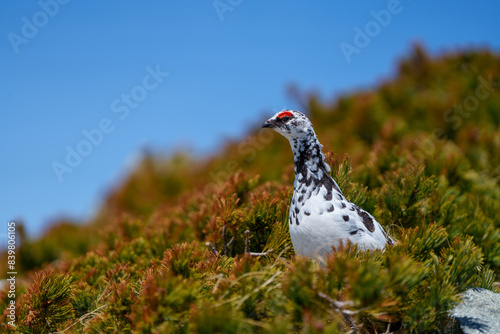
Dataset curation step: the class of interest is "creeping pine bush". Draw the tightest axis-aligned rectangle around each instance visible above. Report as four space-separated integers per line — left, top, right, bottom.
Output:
1 45 500 333
15 270 75 333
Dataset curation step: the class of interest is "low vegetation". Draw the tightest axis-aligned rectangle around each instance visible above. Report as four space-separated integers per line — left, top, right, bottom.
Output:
1 45 499 333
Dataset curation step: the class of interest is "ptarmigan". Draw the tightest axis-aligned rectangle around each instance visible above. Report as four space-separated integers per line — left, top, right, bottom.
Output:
262 110 394 258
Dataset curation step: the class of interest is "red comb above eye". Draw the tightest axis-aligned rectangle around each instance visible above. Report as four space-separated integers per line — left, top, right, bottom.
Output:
277 111 294 119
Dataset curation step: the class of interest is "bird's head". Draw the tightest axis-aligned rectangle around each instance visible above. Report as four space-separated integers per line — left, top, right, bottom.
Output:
262 110 313 140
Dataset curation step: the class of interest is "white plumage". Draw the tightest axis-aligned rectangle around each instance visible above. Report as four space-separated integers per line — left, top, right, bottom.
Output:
263 110 394 258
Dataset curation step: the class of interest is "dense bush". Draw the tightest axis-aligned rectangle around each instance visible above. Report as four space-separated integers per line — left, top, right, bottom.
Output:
1 45 499 333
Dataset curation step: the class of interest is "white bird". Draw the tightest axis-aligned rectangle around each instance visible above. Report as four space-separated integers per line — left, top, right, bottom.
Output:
262 110 394 258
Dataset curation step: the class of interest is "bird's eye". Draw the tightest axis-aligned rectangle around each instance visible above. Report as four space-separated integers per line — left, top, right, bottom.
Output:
277 111 294 122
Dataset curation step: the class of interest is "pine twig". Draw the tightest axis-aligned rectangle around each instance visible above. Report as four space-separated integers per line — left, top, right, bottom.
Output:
55 304 108 333
229 236 235 256
227 236 235 256
223 225 228 256
245 230 250 253
205 242 218 256
244 230 273 256
317 292 358 334
222 225 235 256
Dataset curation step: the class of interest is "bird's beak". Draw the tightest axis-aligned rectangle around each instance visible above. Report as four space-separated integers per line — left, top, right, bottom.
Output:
262 120 274 128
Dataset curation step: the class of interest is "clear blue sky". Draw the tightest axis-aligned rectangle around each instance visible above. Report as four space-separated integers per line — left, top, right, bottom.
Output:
1 1 499 240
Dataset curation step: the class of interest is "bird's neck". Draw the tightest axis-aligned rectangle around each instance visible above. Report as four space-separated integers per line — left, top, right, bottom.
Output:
290 131 331 185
